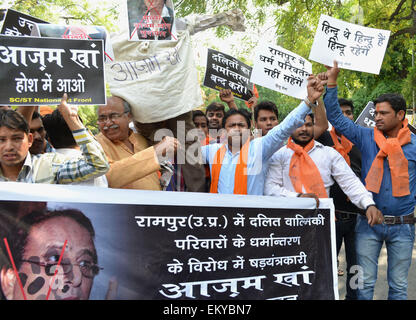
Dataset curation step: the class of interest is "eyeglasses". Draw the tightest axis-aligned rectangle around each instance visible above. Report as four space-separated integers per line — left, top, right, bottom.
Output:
21 259 103 279
97 112 128 123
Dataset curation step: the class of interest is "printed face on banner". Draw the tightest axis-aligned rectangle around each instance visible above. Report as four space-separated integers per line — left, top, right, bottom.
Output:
309 14 391 74
11 217 95 300
126 0 177 41
250 43 312 100
0 205 99 301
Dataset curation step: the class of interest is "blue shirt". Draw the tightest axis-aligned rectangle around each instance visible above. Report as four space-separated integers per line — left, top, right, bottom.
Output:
324 86 416 216
201 102 310 195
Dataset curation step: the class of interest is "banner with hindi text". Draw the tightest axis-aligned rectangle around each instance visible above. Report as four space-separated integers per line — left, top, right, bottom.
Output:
0 183 337 300
0 9 48 37
0 35 106 106
309 14 390 74
250 43 312 100
203 48 253 101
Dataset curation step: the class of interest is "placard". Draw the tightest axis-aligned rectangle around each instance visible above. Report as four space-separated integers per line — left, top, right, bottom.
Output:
250 43 312 100
0 9 48 37
309 14 390 74
203 48 253 101
126 0 177 41
0 35 106 106
31 23 114 63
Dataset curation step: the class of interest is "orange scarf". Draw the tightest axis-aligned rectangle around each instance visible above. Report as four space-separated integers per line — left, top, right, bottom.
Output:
365 119 411 197
329 127 353 166
210 139 250 194
287 138 328 198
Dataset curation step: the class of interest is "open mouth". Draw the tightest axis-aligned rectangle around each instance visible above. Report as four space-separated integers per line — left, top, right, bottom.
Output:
3 154 17 161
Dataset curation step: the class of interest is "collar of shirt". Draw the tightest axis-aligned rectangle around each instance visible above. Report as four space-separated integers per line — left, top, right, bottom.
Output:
0 152 33 182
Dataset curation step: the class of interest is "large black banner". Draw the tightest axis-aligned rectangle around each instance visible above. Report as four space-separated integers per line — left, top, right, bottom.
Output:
0 9 48 37
0 35 106 105
203 48 253 101
0 184 337 300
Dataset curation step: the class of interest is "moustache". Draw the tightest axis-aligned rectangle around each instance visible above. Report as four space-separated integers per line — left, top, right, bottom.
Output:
103 124 119 130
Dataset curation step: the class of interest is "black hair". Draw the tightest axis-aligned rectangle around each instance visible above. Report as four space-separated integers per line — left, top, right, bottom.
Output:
253 101 279 122
42 109 76 149
205 102 225 115
373 93 407 120
192 110 208 123
222 108 251 128
0 109 29 134
305 113 314 123
31 111 42 121
338 98 354 113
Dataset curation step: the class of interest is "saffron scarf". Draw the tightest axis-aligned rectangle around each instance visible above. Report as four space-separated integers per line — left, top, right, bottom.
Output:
287 137 328 198
210 139 250 194
329 127 353 166
365 119 411 197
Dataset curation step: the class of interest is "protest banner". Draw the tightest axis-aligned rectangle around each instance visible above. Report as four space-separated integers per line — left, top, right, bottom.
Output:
30 23 115 63
309 15 390 74
0 182 337 300
0 35 106 106
106 30 203 123
126 0 177 42
250 43 312 100
355 100 416 134
0 9 48 37
203 48 253 101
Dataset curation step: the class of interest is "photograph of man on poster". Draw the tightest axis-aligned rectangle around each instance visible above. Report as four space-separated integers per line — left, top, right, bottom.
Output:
127 0 177 41
0 208 103 300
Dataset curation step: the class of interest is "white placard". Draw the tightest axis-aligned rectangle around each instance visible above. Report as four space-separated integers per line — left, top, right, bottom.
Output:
250 43 312 100
309 14 390 74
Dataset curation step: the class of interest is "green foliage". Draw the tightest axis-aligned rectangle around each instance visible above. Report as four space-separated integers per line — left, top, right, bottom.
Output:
78 105 99 135
4 0 416 122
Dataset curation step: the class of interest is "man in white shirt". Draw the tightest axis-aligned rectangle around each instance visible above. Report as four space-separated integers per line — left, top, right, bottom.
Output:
264 113 383 226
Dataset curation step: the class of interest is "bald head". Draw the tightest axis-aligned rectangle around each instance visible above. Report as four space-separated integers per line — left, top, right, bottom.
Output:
97 96 132 143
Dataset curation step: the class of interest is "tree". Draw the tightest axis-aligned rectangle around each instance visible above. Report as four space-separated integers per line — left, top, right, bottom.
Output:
178 0 415 116
6 0 415 123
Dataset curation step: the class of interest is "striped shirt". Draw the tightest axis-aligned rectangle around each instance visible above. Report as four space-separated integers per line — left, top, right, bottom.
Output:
0 128 110 184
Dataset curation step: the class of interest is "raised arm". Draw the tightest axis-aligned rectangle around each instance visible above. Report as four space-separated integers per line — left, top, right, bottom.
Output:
260 75 325 161
55 94 109 183
313 98 329 139
16 106 37 127
323 61 371 147
219 89 238 110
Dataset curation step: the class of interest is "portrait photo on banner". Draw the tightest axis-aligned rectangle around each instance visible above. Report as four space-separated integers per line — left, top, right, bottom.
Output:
126 0 177 41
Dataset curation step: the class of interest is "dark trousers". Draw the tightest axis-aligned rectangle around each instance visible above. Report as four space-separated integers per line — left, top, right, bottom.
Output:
336 215 357 300
134 111 206 192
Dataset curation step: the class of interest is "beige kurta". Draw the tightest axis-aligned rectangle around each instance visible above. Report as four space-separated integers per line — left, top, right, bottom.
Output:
96 131 161 190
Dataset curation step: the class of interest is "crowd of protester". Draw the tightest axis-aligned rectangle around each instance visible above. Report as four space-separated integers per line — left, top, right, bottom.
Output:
0 60 414 300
